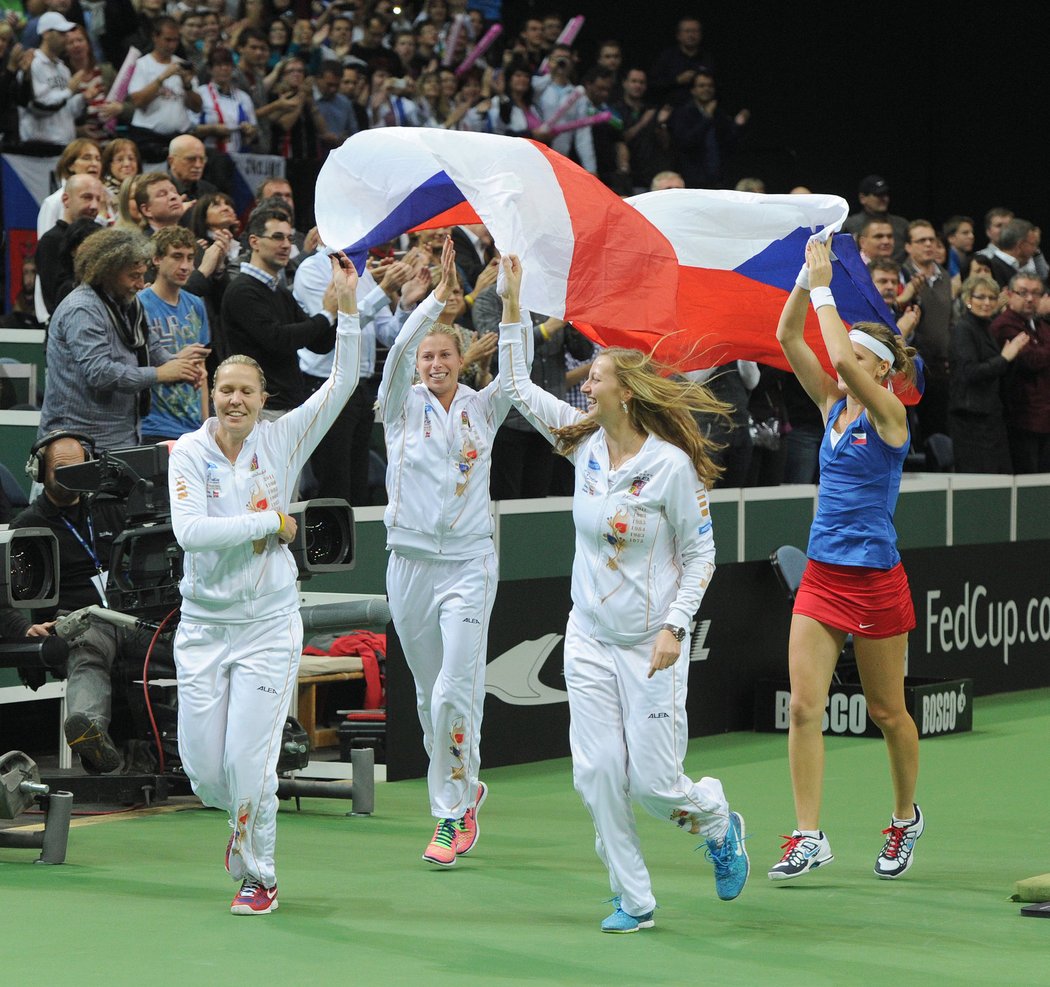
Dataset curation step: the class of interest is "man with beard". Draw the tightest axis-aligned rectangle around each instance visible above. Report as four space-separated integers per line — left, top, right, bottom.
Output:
38 227 208 450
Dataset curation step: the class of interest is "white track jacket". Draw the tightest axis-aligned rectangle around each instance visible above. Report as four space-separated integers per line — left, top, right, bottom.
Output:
169 313 361 622
377 292 531 560
498 323 715 645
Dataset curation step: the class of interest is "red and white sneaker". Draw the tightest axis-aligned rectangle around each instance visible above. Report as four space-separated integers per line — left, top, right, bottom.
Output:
231 878 279 915
874 804 925 879
455 781 488 856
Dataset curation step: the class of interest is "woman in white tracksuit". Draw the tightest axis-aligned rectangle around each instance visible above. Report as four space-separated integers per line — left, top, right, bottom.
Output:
377 238 528 867
496 255 750 933
169 254 360 916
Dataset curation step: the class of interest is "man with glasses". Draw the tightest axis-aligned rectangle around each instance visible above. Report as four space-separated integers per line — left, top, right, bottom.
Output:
902 219 952 439
992 274 1050 472
221 207 340 418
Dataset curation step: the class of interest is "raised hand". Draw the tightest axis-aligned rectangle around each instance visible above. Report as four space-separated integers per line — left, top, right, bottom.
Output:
399 265 433 309
472 258 499 296
805 239 833 290
329 250 359 312
462 330 498 367
434 235 457 303
498 253 522 302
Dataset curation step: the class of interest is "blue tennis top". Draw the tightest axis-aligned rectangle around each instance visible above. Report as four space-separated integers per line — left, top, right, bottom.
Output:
807 398 908 569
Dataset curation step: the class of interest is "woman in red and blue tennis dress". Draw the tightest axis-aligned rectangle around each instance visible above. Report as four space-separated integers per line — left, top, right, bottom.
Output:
769 239 924 885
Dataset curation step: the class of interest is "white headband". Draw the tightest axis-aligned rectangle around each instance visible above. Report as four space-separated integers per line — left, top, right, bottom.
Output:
848 329 895 367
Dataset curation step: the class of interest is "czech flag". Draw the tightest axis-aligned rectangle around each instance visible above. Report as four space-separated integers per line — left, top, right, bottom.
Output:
316 130 921 401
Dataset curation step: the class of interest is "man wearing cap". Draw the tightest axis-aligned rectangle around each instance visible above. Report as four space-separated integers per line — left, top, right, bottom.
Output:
17 10 101 150
843 175 909 261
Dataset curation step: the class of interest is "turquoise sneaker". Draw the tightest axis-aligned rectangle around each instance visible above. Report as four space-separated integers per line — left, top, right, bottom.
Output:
703 810 750 901
600 897 655 934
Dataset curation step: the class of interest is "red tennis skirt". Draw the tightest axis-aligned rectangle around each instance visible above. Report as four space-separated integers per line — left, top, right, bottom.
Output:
793 559 916 639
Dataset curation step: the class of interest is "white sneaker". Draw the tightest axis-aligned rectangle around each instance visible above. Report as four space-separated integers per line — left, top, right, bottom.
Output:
768 830 834 881
874 804 924 879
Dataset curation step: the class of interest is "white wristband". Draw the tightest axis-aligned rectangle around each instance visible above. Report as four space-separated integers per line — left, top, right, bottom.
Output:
810 286 836 310
795 264 810 290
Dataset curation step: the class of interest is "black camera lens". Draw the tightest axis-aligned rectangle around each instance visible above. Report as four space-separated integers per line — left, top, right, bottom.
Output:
9 539 53 602
304 507 352 566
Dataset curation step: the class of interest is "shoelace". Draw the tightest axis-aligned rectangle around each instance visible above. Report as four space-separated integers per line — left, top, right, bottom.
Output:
880 825 907 859
431 818 458 848
701 833 743 874
237 879 263 897
776 834 805 863
603 896 656 920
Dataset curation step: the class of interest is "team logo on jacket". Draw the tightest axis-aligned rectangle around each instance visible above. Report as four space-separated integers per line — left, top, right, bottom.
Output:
455 417 480 496
249 479 269 512
851 431 867 446
423 403 433 439
174 474 189 500
587 456 601 471
628 471 651 496
604 507 630 569
249 453 259 472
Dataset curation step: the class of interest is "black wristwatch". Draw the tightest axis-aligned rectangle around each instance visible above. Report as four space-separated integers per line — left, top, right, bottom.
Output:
662 623 687 642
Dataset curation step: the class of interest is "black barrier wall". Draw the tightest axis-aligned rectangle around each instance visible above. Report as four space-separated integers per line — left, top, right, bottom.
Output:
386 541 1050 781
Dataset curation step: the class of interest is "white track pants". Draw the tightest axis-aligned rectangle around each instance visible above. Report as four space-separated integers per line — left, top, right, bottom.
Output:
174 611 303 888
387 551 496 819
564 610 730 917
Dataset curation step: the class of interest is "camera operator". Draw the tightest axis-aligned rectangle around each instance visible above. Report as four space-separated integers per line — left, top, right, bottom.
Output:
2 433 151 773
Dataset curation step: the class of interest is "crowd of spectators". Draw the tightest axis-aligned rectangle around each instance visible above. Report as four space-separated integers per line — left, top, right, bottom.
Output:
2 3 1048 504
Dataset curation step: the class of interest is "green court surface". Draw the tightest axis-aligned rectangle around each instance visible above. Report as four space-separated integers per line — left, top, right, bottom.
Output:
4 689 1047 986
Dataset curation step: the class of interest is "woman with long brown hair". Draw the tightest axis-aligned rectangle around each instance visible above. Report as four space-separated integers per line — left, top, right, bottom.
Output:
497 255 750 934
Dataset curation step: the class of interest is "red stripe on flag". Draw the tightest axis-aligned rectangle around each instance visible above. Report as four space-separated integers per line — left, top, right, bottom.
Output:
572 269 821 372
408 201 482 233
529 141 679 335
574 266 920 404
674 268 832 372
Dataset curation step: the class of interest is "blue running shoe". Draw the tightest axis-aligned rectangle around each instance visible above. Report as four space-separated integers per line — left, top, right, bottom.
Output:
601 897 655 934
703 810 750 901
